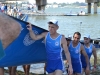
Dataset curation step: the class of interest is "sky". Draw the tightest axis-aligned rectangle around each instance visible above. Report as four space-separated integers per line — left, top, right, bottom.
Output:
29 0 85 3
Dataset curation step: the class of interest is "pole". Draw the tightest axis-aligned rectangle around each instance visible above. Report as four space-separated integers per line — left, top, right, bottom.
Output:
16 0 17 9
80 22 82 33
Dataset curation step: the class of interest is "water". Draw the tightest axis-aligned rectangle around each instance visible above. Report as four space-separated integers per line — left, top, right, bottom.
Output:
6 7 100 74
27 7 100 40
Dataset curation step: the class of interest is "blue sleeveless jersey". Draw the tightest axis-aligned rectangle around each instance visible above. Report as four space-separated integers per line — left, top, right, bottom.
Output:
45 32 63 60
81 44 93 68
69 41 81 63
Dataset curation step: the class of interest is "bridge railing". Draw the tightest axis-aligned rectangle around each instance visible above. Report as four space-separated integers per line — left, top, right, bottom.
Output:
85 0 100 3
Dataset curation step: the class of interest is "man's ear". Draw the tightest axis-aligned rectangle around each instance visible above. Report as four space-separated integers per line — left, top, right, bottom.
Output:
57 26 59 29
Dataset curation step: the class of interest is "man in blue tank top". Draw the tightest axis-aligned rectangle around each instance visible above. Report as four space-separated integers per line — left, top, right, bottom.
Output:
68 32 89 75
81 35 97 75
27 19 73 75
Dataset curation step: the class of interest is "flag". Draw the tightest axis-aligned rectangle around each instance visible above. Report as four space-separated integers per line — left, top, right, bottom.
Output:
0 17 47 67
0 40 5 60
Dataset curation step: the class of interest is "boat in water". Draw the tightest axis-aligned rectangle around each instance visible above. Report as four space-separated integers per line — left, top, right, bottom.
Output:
64 10 88 16
64 13 88 16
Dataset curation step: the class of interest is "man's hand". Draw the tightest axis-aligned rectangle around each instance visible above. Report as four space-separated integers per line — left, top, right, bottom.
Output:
92 67 96 72
85 66 90 74
68 66 73 75
27 23 32 31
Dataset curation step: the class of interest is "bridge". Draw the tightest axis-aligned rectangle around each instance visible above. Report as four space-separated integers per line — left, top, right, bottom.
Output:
86 0 100 13
0 0 100 13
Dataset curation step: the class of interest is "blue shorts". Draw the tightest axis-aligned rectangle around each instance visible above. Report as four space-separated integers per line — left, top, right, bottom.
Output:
82 63 91 70
82 61 87 69
72 62 82 74
46 58 64 73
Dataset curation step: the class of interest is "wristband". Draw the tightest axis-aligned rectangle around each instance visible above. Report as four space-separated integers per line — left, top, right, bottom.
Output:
94 66 96 68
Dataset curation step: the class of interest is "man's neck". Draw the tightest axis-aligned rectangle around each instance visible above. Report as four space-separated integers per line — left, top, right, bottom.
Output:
50 33 59 39
72 41 79 47
85 43 90 47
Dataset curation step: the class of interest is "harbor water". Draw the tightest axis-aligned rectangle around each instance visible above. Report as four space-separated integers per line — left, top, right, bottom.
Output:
27 7 100 40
